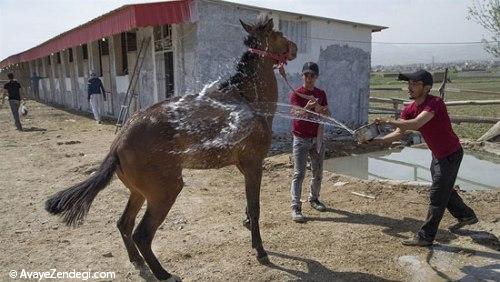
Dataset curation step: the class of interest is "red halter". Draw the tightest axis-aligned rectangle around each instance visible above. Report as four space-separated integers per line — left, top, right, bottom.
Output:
248 40 307 101
247 40 293 68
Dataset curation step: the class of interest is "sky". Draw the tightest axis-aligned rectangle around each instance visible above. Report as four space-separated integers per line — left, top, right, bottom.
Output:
0 0 496 65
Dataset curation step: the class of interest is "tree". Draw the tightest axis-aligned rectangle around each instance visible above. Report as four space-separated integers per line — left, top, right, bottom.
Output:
467 0 500 57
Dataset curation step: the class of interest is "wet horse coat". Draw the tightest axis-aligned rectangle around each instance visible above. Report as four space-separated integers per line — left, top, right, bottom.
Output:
45 18 297 281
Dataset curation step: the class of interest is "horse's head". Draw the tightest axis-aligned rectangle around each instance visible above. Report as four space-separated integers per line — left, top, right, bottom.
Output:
240 17 297 64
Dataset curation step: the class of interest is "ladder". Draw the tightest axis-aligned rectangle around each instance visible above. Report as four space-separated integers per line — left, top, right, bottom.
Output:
115 37 151 133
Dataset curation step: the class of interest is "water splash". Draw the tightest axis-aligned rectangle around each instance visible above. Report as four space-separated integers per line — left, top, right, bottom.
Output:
252 102 355 134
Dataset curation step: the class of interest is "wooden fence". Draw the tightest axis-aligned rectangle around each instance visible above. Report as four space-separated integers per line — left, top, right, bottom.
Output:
368 97 500 124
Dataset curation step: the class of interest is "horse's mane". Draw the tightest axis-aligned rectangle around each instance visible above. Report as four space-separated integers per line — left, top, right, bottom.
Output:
219 17 272 92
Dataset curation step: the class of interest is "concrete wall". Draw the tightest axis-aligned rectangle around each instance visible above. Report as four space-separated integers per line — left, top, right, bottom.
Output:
195 0 373 135
173 23 197 96
195 0 259 92
137 27 157 109
273 14 373 134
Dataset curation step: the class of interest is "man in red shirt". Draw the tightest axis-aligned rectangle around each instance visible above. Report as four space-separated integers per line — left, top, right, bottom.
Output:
289 62 330 222
371 70 478 246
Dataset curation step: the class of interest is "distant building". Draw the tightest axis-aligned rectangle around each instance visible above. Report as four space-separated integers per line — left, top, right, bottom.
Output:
0 0 386 133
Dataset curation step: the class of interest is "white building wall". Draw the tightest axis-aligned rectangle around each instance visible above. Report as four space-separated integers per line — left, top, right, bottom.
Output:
194 0 375 134
272 14 373 133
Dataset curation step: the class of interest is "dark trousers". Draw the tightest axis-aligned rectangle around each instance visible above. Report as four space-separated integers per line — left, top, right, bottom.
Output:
8 100 22 130
418 148 476 241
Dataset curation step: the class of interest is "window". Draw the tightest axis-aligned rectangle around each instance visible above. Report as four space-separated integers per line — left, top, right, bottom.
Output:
118 32 137 75
69 48 73 62
54 54 60 77
46 56 51 66
99 39 109 56
64 50 71 78
76 45 84 77
154 25 172 52
82 44 88 60
124 32 137 51
279 20 309 53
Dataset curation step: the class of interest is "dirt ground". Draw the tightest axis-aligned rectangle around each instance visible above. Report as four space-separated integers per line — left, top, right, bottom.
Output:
1 100 499 281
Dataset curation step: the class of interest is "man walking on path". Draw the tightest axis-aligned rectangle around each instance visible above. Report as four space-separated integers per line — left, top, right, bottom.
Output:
369 69 478 246
87 72 107 124
289 62 331 222
3 73 23 131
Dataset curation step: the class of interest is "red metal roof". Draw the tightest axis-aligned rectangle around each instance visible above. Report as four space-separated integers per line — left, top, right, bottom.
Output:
0 0 193 69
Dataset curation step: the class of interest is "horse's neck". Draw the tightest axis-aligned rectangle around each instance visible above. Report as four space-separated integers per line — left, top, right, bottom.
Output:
237 56 277 104
239 58 278 132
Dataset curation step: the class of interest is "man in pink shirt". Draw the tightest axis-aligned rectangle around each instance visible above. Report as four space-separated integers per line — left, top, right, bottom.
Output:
371 70 478 246
289 62 330 222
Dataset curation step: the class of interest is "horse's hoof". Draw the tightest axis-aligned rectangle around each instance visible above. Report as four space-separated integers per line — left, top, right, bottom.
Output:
131 260 146 270
161 274 182 282
243 218 251 230
257 254 270 265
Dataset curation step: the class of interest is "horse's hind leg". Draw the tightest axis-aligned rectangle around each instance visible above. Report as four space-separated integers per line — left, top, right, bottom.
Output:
133 172 183 281
117 190 145 265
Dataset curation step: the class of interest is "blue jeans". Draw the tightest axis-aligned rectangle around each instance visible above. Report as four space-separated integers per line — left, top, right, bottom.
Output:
290 135 325 209
9 100 22 130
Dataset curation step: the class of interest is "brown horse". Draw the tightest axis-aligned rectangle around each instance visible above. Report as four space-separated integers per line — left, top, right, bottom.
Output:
45 17 297 281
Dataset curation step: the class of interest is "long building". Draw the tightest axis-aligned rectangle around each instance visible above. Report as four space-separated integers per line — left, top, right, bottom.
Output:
0 0 386 133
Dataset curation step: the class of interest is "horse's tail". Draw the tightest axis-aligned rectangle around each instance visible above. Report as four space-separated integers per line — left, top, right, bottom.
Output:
45 150 118 226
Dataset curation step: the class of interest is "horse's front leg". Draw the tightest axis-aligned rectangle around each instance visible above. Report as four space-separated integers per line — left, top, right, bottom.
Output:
241 159 268 263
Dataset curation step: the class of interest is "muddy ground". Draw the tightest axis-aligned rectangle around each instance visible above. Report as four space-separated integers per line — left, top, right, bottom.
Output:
1 100 499 281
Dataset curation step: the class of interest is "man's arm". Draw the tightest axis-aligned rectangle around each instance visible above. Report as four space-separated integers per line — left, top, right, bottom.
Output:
371 127 406 144
100 82 106 101
18 82 28 100
383 111 434 131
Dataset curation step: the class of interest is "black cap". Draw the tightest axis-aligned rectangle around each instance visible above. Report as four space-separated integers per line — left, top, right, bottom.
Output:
398 69 433 86
302 62 319 76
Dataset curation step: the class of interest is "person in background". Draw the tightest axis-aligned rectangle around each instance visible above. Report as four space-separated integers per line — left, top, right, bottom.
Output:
369 69 478 246
87 71 107 124
289 62 331 222
30 72 45 100
3 73 23 131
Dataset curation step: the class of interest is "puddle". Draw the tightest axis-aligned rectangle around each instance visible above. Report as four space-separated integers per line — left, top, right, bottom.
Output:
324 147 500 191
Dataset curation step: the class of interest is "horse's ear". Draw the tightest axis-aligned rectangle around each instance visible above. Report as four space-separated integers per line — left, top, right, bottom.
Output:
263 18 274 32
240 19 254 34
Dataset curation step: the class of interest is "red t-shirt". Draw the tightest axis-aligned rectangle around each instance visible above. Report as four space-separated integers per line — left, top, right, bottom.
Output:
290 86 328 138
400 95 461 159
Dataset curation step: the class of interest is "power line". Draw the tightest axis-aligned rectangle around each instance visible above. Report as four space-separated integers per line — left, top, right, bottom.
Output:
306 36 500 45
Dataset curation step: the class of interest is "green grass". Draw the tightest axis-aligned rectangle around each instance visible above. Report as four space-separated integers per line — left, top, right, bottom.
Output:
369 75 500 140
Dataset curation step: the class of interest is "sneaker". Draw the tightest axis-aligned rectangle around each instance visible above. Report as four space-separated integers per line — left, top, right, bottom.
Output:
310 200 327 212
402 236 433 247
291 208 306 223
448 216 479 231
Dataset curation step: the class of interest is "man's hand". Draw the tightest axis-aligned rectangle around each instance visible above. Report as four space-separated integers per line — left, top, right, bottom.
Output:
374 117 389 125
357 137 382 145
305 99 318 110
318 105 330 116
